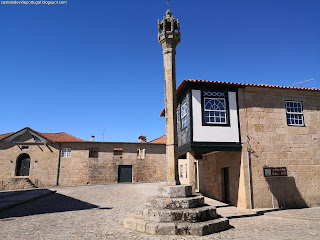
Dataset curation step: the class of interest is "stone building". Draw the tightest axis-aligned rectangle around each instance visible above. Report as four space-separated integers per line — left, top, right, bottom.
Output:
161 79 320 209
0 127 166 190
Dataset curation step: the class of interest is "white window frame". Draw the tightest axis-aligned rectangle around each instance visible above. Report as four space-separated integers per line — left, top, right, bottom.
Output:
180 164 183 178
285 101 304 126
204 97 227 124
181 100 187 129
176 109 179 130
185 164 188 178
137 149 146 160
62 148 71 158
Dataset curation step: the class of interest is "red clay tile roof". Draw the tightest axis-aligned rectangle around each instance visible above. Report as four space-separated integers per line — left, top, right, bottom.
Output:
160 79 320 116
183 79 320 91
40 132 86 142
149 135 166 144
0 127 87 142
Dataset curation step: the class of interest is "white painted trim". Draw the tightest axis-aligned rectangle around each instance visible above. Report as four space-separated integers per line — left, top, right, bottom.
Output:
192 90 240 143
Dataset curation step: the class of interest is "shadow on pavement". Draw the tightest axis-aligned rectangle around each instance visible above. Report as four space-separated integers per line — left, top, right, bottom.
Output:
215 204 231 208
0 189 40 199
227 213 260 219
255 208 285 215
0 192 105 219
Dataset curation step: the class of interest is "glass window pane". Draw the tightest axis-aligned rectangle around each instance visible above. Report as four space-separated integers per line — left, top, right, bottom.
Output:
181 102 187 117
204 95 228 124
204 99 213 110
205 98 226 111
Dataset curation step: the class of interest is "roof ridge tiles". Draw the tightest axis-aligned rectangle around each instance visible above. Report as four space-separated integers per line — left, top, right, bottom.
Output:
160 79 320 117
184 79 319 91
0 128 87 142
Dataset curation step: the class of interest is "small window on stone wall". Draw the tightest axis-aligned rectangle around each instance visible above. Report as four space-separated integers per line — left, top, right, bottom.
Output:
180 164 183 178
89 148 99 158
186 164 188 178
285 101 304 126
62 148 71 158
137 149 146 160
114 148 123 159
21 146 29 150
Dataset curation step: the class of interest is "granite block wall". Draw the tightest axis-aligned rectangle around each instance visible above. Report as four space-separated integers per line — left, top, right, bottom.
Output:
238 87 320 208
0 142 166 188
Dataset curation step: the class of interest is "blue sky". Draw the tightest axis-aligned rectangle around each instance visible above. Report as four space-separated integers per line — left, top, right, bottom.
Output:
1 0 319 142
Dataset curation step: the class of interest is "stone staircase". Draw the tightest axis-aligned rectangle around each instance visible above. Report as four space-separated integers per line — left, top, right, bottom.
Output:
124 185 230 236
2 178 37 191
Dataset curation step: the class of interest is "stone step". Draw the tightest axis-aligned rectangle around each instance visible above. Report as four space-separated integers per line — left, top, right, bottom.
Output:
146 195 204 209
123 216 230 236
157 185 192 198
4 178 37 191
136 205 218 223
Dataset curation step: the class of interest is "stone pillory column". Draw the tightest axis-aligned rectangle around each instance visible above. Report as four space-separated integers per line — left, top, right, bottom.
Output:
123 8 230 236
158 9 180 185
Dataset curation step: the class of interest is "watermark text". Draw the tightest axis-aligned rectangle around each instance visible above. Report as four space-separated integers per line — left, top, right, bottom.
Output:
1 1 67 5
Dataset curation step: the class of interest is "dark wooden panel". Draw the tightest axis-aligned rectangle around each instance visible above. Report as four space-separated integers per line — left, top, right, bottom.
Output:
118 165 132 183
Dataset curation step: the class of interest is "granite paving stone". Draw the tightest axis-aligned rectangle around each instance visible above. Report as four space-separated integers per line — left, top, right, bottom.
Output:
0 183 319 240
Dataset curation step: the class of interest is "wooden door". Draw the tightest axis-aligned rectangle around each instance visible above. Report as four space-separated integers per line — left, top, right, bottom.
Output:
16 153 31 176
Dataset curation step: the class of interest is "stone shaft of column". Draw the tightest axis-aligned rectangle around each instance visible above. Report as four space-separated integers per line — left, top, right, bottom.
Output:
163 47 179 185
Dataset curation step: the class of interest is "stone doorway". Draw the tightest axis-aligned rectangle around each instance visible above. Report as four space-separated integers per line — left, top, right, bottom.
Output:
118 165 132 183
16 153 31 176
222 167 230 203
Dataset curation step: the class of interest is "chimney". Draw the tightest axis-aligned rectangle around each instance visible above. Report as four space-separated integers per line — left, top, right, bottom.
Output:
138 135 147 143
91 136 95 142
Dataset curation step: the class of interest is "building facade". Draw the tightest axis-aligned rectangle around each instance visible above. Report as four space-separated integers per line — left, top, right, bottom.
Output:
0 127 166 190
168 79 320 209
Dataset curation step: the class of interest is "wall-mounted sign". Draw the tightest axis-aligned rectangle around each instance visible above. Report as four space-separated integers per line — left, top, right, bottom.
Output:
263 167 287 177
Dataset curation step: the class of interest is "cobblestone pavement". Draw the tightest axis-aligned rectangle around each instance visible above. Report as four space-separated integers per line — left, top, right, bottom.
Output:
264 207 320 220
0 183 319 240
